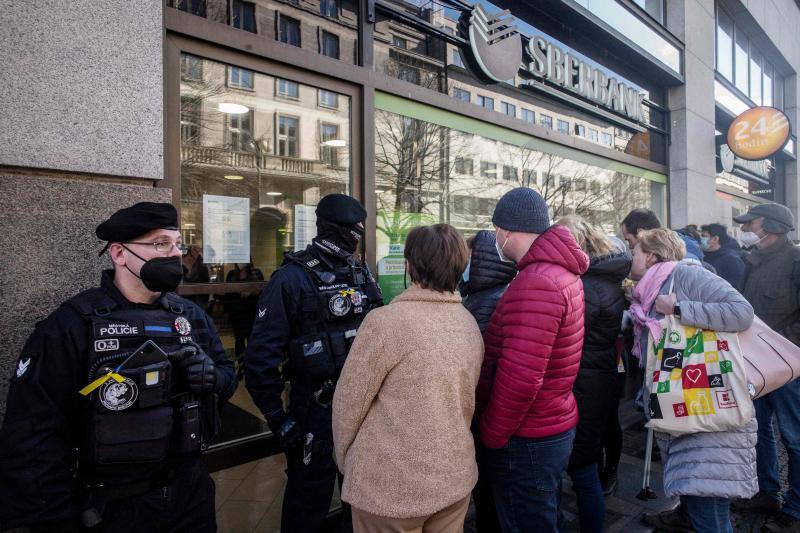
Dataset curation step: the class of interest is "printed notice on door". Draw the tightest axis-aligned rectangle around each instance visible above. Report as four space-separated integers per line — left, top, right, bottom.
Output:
202 195 250 264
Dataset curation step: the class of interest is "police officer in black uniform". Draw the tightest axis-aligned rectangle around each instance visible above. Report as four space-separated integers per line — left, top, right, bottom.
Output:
244 194 382 533
0 202 236 532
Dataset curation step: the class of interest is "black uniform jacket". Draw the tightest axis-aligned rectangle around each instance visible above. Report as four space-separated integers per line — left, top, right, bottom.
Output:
0 270 236 529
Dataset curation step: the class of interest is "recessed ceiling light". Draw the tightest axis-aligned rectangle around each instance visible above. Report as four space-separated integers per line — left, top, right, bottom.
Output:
266 191 282 196
224 175 244 180
219 103 248 114
183 223 196 229
321 139 347 147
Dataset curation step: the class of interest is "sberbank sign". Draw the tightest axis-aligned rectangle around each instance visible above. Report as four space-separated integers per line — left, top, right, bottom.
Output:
521 36 645 122
463 5 645 123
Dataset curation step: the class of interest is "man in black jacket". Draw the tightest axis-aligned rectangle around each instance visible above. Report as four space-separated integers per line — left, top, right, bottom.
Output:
0 202 236 532
700 223 745 288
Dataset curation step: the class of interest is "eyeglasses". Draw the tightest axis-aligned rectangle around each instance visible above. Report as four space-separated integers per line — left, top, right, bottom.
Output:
125 240 184 253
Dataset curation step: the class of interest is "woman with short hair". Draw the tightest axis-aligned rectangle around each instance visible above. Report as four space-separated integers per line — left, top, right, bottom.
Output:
630 228 757 533
333 223 483 533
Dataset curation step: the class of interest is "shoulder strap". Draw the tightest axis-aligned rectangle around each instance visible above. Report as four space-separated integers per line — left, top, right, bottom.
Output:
284 251 337 285
161 293 186 315
65 288 117 317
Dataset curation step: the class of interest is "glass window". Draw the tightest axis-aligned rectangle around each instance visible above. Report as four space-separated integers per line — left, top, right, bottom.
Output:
318 89 339 108
392 36 407 49
522 109 535 123
320 123 340 167
480 161 497 178
398 65 421 84
455 157 473 174
231 0 256 33
179 54 352 445
631 0 663 24
277 78 299 99
452 49 465 68
557 120 570 135
575 124 586 136
181 54 203 81
320 0 338 19
764 63 774 107
501 102 516 117
279 15 301 46
601 132 613 146
734 29 749 95
171 0 206 17
374 108 667 302
589 129 598 142
540 114 553 129
503 165 518 181
321 31 340 59
277 115 299 157
228 66 254 90
453 87 471 102
750 50 762 105
477 95 494 110
716 8 734 81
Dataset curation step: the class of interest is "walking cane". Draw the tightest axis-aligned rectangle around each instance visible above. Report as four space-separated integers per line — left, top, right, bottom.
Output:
636 426 658 500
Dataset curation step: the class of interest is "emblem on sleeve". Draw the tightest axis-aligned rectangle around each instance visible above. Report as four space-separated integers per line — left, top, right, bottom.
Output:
15 358 31 378
100 378 138 411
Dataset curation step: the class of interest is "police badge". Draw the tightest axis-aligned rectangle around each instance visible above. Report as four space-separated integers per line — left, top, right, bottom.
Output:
99 377 138 411
174 316 192 336
329 294 352 317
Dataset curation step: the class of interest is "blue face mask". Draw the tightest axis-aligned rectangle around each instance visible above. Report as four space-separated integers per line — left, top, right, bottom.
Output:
700 236 710 250
462 260 471 283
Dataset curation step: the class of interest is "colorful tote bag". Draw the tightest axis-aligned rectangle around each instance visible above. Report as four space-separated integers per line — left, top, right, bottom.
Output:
645 313 755 437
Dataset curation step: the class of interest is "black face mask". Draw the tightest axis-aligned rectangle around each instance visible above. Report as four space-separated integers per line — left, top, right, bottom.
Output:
123 246 184 293
316 218 364 255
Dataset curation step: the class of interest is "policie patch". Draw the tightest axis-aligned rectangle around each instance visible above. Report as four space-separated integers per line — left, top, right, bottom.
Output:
100 377 138 411
174 316 191 336
329 294 352 317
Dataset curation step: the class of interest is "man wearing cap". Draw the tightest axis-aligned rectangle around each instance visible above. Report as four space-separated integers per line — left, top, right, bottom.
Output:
733 203 800 531
475 188 589 531
244 194 382 532
0 202 236 532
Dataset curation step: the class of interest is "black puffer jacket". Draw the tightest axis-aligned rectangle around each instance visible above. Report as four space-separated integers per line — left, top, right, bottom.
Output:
460 230 517 332
581 250 631 371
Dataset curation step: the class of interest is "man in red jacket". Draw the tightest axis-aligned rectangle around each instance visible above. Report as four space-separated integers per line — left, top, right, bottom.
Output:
476 187 589 532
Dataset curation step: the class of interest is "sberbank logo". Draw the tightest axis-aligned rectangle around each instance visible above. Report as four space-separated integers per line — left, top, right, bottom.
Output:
466 4 522 83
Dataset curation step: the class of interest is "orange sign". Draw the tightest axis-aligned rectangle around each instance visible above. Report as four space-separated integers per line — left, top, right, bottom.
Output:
727 106 791 161
625 131 651 160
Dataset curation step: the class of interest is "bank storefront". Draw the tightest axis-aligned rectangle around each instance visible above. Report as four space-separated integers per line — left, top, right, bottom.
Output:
164 0 678 471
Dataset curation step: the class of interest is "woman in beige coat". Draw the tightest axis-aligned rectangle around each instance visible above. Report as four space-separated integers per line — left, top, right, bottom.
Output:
332 223 484 533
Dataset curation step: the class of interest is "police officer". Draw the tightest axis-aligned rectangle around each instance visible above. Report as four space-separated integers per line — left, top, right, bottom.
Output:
244 194 382 533
0 202 236 532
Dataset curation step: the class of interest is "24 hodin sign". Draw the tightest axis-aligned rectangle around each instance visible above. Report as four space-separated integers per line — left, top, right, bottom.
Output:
727 106 791 161
460 4 645 123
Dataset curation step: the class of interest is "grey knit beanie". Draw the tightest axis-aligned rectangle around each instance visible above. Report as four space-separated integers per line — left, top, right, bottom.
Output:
492 187 550 233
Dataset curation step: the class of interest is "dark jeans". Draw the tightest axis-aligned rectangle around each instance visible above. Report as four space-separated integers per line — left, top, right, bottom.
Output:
681 495 733 533
755 379 800 519
95 460 216 532
484 429 575 533
473 440 502 533
568 463 604 533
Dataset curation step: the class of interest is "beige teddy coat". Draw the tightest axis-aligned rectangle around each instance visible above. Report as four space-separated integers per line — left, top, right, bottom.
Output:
332 285 484 519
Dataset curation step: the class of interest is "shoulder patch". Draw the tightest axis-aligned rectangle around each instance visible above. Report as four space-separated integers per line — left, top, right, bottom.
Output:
11 356 34 382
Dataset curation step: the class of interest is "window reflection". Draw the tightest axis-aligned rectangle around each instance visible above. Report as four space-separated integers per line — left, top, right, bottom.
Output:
374 109 666 301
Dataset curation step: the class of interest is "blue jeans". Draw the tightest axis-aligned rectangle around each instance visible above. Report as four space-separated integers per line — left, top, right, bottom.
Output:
484 429 575 533
755 379 800 518
568 463 604 533
682 495 733 533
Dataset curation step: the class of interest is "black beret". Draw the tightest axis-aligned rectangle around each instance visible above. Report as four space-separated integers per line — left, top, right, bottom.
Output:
96 202 179 243
315 194 366 225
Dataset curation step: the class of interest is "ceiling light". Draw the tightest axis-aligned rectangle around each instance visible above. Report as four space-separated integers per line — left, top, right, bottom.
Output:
183 223 196 229
266 191 282 196
321 139 347 147
224 175 244 180
219 102 249 114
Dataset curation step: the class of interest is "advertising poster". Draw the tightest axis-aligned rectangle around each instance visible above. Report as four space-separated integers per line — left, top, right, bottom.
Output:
294 204 317 251
202 195 250 264
376 210 436 302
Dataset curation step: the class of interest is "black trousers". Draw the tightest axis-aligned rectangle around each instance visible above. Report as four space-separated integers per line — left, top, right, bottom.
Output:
90 460 216 533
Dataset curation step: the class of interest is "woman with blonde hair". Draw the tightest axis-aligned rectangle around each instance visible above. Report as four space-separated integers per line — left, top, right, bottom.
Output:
629 228 756 533
557 215 631 532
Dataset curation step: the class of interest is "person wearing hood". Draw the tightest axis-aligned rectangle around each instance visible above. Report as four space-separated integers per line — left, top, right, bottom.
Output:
460 230 516 533
699 223 745 288
476 188 589 532
734 203 800 532
558 216 632 533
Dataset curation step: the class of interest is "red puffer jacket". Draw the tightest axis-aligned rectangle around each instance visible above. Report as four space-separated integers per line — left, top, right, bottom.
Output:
477 225 589 448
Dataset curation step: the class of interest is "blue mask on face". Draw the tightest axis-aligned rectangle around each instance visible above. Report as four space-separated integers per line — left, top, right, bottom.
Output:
462 260 471 283
700 236 710 250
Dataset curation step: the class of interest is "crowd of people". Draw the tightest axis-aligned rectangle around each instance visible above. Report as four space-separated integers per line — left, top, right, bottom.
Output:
3 191 800 533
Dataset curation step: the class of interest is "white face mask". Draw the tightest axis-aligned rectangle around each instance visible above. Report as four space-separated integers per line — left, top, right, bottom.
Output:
495 232 514 263
739 231 763 247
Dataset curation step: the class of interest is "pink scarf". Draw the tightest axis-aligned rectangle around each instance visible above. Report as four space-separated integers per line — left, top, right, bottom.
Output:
629 261 678 364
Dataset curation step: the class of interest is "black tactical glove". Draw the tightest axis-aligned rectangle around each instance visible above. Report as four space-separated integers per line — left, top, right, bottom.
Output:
173 344 218 394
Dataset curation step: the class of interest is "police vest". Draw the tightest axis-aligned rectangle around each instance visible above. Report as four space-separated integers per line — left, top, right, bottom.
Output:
67 288 215 469
284 249 381 389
